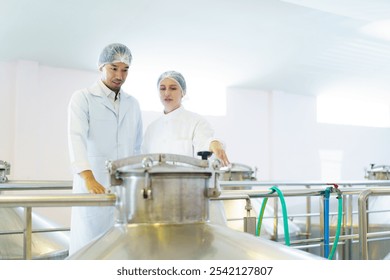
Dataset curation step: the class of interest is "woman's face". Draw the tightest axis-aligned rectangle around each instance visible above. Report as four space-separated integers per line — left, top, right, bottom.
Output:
159 78 183 113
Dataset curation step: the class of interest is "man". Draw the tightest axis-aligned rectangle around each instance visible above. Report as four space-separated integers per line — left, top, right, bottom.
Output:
67 43 143 254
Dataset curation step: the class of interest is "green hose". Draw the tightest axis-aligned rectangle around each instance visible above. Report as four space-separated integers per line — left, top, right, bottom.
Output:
271 186 290 246
328 194 343 260
256 185 342 256
255 197 268 236
256 186 290 246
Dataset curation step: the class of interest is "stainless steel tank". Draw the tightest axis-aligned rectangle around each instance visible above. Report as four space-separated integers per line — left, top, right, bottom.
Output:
365 164 390 180
209 163 257 229
67 154 322 260
219 163 257 184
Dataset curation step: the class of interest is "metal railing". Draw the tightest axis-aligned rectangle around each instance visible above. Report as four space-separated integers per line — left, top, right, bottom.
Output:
216 180 390 260
358 188 390 260
0 180 115 260
2 179 390 259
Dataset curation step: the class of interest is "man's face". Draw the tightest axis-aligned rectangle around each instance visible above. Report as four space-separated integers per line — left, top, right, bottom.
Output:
101 62 129 93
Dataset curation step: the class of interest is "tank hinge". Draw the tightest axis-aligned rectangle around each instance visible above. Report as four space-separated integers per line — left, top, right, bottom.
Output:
208 170 222 198
143 171 152 199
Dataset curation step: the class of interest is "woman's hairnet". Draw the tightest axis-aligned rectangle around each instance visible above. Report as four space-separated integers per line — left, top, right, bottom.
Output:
98 43 132 70
157 70 187 95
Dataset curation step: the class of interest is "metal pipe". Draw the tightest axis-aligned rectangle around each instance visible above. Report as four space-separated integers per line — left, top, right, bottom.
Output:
211 194 254 216
343 194 353 260
358 189 372 260
305 185 312 239
219 180 390 187
221 188 376 200
273 197 278 241
290 231 390 250
221 189 325 198
210 194 251 201
0 193 117 207
0 227 69 236
24 207 32 260
319 194 324 256
0 180 72 191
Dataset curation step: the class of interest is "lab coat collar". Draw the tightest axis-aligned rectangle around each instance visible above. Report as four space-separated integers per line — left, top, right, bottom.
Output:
163 105 184 119
87 81 116 114
88 81 133 123
98 80 121 100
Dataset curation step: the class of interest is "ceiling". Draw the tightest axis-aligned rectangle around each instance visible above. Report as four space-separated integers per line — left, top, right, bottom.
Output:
1 0 390 100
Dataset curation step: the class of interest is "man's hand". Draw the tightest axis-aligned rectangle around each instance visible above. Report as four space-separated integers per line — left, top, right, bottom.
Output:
80 170 106 194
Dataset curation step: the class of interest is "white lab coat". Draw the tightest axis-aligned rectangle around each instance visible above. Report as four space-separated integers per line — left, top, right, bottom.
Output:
142 106 213 156
67 81 142 255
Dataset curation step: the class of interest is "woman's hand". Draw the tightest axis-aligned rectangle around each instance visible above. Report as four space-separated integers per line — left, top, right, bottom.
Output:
209 141 230 167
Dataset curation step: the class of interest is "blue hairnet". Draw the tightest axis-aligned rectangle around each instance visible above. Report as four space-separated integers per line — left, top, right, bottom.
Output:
157 70 187 95
98 43 132 70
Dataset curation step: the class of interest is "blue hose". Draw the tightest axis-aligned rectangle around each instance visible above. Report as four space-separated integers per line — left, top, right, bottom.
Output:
323 184 343 260
323 187 332 258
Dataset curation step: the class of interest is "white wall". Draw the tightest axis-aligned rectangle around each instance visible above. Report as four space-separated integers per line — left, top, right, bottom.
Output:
218 88 271 179
1 60 99 180
0 61 16 163
0 61 99 227
270 91 321 180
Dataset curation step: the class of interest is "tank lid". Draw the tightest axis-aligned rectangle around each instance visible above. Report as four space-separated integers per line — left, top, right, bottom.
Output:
117 162 213 175
220 163 255 173
367 164 390 173
107 153 213 176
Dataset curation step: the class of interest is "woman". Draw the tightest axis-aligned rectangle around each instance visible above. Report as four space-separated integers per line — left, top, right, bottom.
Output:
142 70 230 166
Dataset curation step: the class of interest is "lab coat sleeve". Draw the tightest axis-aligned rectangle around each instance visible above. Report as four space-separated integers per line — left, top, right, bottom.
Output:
192 117 216 154
68 91 91 174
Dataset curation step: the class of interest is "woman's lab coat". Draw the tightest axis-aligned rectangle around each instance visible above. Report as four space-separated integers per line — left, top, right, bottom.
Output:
67 81 142 255
142 106 212 156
